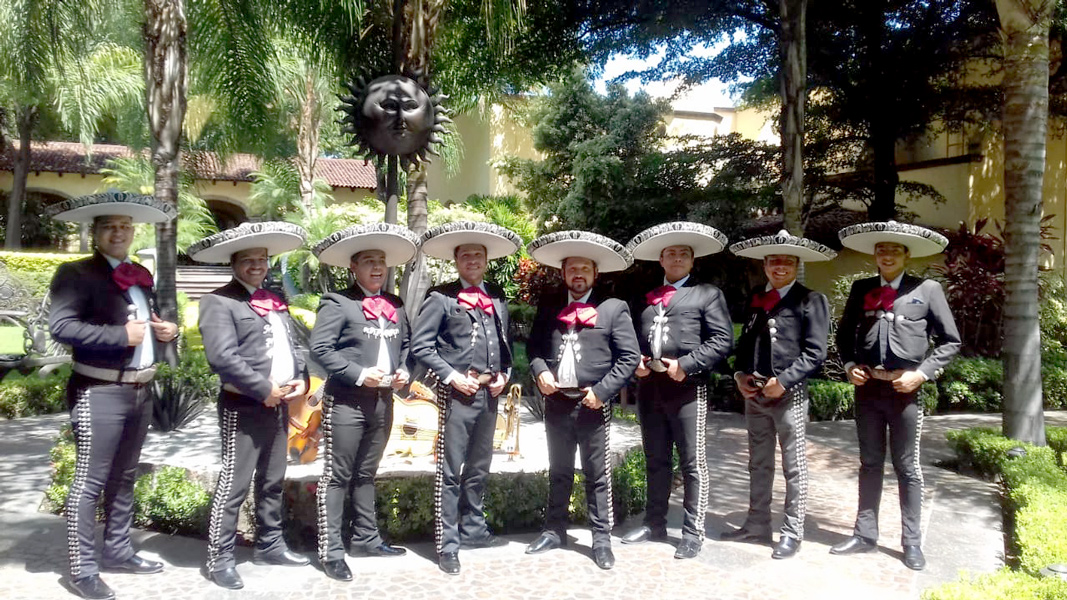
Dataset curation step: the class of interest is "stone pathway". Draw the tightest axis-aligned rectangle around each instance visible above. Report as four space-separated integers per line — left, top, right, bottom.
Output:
1 410 1060 600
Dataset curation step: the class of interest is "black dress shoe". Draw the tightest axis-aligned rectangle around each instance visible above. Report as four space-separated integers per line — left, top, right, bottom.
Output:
830 536 877 555
674 539 701 559
772 536 801 559
593 546 615 570
69 575 115 600
525 532 562 555
621 526 668 544
438 552 461 575
322 559 353 581
207 567 244 590
254 549 310 566
903 545 926 570
719 527 772 544
461 534 509 549
102 554 164 574
348 543 407 557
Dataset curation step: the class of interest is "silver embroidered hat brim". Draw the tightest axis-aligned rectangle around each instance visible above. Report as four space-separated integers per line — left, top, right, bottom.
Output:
186 221 308 264
838 220 948 258
312 222 419 268
527 230 632 273
47 190 177 224
729 229 837 262
418 221 522 261
626 221 729 261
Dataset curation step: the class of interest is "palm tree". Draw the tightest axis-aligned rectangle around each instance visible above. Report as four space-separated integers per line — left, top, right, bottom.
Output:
995 0 1053 445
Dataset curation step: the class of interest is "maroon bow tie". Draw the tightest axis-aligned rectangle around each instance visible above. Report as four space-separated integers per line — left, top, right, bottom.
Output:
750 289 781 313
250 289 287 317
863 286 897 312
646 285 677 308
112 262 154 291
558 302 597 328
458 286 494 315
362 295 397 323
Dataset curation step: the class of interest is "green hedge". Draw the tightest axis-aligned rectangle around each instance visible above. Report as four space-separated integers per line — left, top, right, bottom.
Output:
0 251 90 297
0 367 70 418
929 426 1067 598
806 379 937 422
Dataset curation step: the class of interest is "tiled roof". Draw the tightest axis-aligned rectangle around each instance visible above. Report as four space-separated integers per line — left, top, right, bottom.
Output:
745 206 871 249
0 141 376 190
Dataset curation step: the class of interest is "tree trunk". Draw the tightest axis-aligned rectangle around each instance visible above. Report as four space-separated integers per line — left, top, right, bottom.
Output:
6 107 36 250
868 119 899 221
295 69 320 212
400 165 432 310
779 0 806 237
996 0 1052 445
145 0 188 366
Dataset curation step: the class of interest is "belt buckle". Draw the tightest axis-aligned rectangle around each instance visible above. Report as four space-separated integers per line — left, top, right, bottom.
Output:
467 370 494 386
377 374 394 388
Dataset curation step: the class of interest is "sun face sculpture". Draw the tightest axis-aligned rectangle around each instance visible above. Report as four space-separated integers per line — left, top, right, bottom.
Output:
339 73 451 170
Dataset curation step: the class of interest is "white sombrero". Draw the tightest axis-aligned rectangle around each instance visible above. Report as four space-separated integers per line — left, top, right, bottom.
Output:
527 230 632 273
838 220 948 258
419 221 522 261
47 190 177 223
626 221 728 261
312 222 419 268
187 221 307 264
730 230 837 262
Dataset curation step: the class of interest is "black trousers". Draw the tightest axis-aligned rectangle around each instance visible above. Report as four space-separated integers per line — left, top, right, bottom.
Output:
743 383 809 540
543 391 614 549
853 379 924 547
317 388 392 562
434 386 498 554
206 394 290 572
65 374 152 580
636 375 709 542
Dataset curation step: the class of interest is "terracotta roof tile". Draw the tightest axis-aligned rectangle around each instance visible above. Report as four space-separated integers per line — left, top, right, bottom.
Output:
0 141 376 190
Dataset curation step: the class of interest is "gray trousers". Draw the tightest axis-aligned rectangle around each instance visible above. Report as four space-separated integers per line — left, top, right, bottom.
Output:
742 383 809 540
853 379 924 546
317 389 391 562
205 395 290 572
65 374 152 581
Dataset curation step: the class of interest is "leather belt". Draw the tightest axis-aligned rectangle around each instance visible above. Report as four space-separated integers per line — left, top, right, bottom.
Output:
222 383 243 395
865 366 906 381
467 370 502 386
73 362 157 384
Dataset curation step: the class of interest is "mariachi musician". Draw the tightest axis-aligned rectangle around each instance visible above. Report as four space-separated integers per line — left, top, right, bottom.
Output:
725 230 834 559
831 221 960 571
620 222 733 560
410 221 522 575
309 223 419 581
524 231 641 570
189 222 312 590
47 191 179 600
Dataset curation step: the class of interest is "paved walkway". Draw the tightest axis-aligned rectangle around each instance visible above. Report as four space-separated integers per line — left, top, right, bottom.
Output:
1 409 1062 600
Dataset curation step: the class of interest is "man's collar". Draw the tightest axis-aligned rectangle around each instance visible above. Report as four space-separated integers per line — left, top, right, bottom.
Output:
356 283 380 297
236 278 259 294
101 253 128 268
569 290 593 304
664 274 690 289
766 279 796 297
459 277 486 291
880 273 904 289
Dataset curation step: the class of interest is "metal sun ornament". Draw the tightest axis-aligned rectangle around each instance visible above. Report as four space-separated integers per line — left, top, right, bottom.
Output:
338 71 451 170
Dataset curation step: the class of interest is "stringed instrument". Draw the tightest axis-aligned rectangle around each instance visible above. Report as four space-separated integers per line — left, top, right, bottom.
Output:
384 379 441 457
287 376 325 464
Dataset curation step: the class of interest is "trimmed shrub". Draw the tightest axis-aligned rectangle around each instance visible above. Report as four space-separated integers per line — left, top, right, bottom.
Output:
0 368 70 418
808 379 854 421
289 294 321 312
0 251 90 297
290 307 316 330
133 466 211 536
922 569 1067 600
937 357 1003 412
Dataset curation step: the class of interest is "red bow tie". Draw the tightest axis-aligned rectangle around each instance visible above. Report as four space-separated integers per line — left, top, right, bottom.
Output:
458 287 494 315
864 285 897 312
362 295 397 323
250 289 287 317
559 302 597 328
112 262 154 291
750 289 781 313
646 285 677 308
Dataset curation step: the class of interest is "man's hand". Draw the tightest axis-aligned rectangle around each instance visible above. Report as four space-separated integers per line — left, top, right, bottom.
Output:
581 388 603 410
664 357 686 382
265 381 285 407
282 379 307 401
635 356 651 378
536 371 559 396
489 373 508 397
391 370 410 390
125 320 147 346
450 373 479 396
847 365 869 386
734 373 759 400
149 314 178 342
362 367 386 388
763 377 786 400
893 370 925 394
